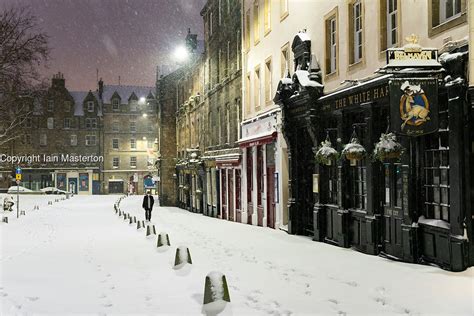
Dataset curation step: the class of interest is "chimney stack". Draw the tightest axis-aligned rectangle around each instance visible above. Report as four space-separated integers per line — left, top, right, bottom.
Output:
52 72 65 89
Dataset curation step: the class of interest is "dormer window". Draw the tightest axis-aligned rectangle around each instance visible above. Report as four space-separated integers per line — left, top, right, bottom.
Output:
87 101 94 112
112 99 120 111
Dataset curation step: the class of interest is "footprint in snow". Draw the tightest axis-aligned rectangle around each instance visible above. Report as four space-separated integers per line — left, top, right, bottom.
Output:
99 294 107 299
344 281 358 287
0 292 8 297
110 286 115 290
328 299 339 305
102 303 113 308
25 296 40 302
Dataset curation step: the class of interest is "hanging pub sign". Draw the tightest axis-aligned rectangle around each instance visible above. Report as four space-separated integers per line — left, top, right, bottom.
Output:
389 78 438 136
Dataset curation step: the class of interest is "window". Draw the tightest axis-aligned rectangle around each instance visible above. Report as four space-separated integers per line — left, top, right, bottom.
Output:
264 58 272 104
280 0 289 20
85 135 96 146
217 107 222 144
225 105 230 143
47 117 54 129
253 0 260 44
112 138 119 149
254 66 261 111
325 9 338 75
147 139 154 149
130 101 137 112
264 0 271 35
112 157 119 168
130 121 136 133
209 11 213 36
130 138 136 150
87 101 94 112
226 40 230 75
349 0 363 64
440 0 462 23
245 9 251 51
112 99 119 111
218 0 222 25
40 134 47 146
23 134 31 144
112 121 119 132
380 0 399 51
64 118 71 129
236 31 241 69
280 43 290 78
328 163 339 205
85 118 97 129
130 156 137 168
24 118 32 128
351 161 367 209
64 101 71 112
70 134 77 146
47 100 53 112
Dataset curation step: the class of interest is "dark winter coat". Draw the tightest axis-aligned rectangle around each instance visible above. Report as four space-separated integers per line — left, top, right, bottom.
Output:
142 195 154 211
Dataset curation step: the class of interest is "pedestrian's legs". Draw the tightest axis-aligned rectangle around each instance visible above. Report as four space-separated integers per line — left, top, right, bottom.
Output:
149 210 152 221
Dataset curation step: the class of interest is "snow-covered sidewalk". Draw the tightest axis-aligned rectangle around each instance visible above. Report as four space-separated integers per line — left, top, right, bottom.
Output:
0 195 472 315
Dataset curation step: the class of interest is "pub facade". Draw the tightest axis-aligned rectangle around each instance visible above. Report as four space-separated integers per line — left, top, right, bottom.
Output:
275 34 473 271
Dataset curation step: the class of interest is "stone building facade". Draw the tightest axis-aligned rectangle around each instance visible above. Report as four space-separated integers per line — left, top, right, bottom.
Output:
100 81 158 195
201 0 242 220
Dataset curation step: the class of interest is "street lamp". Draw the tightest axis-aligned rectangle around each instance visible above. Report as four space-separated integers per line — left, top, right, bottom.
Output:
173 45 189 63
142 113 148 118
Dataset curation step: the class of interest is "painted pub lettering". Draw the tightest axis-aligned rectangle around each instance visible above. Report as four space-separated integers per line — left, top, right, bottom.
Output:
324 85 389 111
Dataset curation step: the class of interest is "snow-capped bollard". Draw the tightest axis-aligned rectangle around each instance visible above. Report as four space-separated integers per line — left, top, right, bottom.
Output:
55 199 59 203
123 213 129 220
137 220 146 230
2 216 8 223
35 205 39 210
129 216 136 225
173 246 192 269
157 232 170 247
48 201 52 205
202 272 231 315
146 225 156 238
118 210 122 217
20 210 25 216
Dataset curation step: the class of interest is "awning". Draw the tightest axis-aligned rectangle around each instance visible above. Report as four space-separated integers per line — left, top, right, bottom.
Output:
237 131 277 148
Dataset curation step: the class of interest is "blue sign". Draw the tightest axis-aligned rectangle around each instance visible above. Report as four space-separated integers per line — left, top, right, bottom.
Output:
16 167 22 174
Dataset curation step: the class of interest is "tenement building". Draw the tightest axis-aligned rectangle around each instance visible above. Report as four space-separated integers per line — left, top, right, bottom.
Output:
200 0 242 220
272 0 473 271
0 73 159 196
100 81 158 195
1 73 103 194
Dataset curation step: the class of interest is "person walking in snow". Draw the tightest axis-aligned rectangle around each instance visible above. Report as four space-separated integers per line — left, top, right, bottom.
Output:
3 195 14 212
142 191 154 221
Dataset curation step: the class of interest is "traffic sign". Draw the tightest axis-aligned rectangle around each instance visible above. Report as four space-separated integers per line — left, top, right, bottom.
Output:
16 167 22 174
16 174 21 181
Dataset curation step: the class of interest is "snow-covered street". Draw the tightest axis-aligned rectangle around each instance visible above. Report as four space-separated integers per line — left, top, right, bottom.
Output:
0 195 472 315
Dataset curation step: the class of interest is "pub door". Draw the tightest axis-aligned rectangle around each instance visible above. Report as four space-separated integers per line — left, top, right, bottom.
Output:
266 166 276 228
228 170 234 221
382 163 404 259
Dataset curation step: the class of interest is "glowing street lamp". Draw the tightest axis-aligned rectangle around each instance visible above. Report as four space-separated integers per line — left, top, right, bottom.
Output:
173 45 189 63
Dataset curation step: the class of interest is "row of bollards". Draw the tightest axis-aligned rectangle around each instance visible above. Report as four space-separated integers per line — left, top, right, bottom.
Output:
2 204 41 225
112 196 231 313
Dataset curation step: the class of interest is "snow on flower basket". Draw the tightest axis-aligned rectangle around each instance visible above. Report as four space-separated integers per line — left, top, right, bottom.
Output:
342 137 366 161
373 133 404 162
315 140 339 166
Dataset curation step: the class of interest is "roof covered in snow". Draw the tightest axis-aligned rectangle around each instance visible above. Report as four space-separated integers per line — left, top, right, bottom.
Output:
102 85 155 104
69 91 102 116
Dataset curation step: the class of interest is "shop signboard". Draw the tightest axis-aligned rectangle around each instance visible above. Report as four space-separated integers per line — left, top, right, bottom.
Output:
389 78 438 136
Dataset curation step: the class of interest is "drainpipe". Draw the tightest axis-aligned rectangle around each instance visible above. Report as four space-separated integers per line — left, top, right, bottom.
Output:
470 1 474 87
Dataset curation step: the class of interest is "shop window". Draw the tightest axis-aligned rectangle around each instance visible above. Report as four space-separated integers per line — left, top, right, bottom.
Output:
351 161 367 209
325 8 338 75
380 0 399 52
424 130 450 221
257 145 264 206
247 148 253 203
429 0 466 37
327 165 339 205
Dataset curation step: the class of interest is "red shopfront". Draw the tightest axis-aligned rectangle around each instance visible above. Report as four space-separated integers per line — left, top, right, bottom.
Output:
217 155 241 223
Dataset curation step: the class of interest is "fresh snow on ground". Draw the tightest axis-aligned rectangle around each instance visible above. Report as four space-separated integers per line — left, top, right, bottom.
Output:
0 195 473 315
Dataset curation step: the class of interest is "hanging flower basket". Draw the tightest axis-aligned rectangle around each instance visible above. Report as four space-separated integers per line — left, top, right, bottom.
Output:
342 137 367 161
315 140 339 166
373 133 404 162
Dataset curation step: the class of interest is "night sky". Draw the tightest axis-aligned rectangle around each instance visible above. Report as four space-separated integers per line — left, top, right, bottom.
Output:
1 0 206 91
